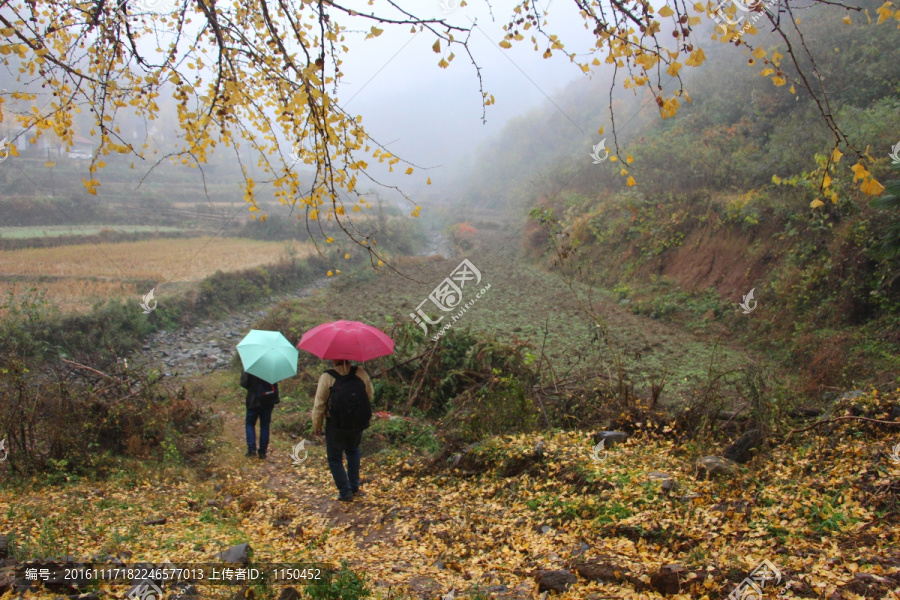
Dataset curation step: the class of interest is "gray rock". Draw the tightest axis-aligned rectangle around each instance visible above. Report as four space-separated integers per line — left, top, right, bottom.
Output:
535 570 576 593
650 564 685 594
723 429 764 464
277 587 301 600
696 456 738 478
840 390 865 400
591 431 629 447
647 472 676 493
214 543 251 563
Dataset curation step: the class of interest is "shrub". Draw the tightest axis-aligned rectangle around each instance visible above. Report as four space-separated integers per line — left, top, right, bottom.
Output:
306 561 371 600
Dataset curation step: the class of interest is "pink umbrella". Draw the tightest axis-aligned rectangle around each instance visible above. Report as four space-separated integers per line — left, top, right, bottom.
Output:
297 320 395 362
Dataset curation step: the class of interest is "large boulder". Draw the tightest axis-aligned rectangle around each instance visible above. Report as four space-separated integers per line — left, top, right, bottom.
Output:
591 431 629 447
723 429 764 464
214 543 251 564
535 569 577 592
649 564 686 595
695 456 738 479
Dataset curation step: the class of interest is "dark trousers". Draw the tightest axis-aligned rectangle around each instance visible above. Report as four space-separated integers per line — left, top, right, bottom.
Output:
245 403 275 453
325 420 362 497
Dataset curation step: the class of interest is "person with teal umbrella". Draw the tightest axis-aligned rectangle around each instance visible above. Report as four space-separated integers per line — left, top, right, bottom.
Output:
237 330 299 460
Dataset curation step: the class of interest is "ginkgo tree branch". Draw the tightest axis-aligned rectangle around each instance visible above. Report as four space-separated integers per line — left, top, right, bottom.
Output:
1 0 894 273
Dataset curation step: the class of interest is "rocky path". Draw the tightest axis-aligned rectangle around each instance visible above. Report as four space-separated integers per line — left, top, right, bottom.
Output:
133 231 452 377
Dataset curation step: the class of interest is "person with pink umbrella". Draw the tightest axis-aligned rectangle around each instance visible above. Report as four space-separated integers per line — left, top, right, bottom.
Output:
298 320 394 502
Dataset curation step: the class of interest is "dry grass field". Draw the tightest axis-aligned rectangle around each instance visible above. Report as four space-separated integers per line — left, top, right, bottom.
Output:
0 237 315 315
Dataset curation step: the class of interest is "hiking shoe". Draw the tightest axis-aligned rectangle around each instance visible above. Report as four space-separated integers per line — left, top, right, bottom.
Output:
337 493 354 502
258 451 267 460
246 449 257 458
352 490 366 498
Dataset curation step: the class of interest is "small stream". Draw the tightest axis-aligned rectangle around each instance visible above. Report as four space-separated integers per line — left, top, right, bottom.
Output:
133 230 452 377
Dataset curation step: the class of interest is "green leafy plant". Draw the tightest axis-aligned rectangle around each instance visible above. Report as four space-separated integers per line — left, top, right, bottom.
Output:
306 560 371 600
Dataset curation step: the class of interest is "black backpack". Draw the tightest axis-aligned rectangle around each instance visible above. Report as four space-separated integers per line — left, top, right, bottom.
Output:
326 366 371 431
255 378 278 403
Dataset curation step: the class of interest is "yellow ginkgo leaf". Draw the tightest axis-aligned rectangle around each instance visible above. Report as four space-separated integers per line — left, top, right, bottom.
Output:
851 162 869 181
426 177 432 185
433 40 441 53
377 260 383 266
842 15 852 24
823 173 832 188
344 253 350 259
598 127 604 135
326 237 334 243
411 206 421 217
685 48 706 67
832 147 843 163
810 199 825 208
658 5 675 17
626 176 636 187
626 155 634 164
861 178 885 196
327 270 334 277
405 167 413 175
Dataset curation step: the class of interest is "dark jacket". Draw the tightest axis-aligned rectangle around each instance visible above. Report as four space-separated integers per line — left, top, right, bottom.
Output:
240 371 280 410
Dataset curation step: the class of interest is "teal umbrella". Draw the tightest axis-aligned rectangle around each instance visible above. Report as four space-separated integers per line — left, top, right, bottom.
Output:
236 329 299 384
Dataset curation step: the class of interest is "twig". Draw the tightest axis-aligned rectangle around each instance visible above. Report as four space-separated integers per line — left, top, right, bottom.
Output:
721 401 750 431
785 415 900 442
60 359 122 384
405 341 439 414
370 347 432 379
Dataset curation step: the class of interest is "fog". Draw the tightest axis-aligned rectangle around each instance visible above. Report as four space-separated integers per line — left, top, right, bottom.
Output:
327 0 611 203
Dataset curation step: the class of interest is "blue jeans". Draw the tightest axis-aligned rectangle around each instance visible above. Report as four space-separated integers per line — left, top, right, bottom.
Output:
325 420 362 497
246 403 275 453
